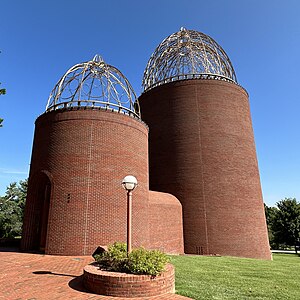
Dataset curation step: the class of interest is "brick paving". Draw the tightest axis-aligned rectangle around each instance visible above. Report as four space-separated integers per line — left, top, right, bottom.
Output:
0 249 192 300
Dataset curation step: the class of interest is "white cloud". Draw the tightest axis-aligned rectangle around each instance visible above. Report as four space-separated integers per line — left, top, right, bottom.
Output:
0 168 28 175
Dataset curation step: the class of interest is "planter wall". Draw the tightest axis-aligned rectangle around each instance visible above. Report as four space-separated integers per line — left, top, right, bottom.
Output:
83 263 175 297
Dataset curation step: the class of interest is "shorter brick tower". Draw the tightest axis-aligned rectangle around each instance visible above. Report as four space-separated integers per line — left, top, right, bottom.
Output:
21 55 184 256
21 56 150 255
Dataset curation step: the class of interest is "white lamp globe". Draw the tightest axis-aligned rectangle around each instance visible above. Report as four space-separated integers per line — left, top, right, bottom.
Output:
122 175 138 191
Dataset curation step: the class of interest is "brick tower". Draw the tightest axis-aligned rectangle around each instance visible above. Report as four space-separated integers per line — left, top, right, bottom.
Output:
139 28 271 259
21 55 150 255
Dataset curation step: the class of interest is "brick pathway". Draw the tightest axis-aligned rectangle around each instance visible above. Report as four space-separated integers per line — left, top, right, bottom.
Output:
0 249 192 300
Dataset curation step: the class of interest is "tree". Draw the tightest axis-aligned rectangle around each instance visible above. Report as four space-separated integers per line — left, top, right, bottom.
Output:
4 179 28 215
270 198 300 253
0 196 22 238
0 179 28 238
1 49 6 127
0 83 6 95
264 203 278 248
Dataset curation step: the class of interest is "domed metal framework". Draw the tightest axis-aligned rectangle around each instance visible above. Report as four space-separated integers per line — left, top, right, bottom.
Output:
142 27 237 92
46 55 140 118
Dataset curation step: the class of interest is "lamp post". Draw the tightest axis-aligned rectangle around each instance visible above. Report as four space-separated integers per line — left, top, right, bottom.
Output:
122 175 138 255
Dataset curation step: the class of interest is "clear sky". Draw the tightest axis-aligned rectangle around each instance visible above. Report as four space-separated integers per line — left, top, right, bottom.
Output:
1 0 300 206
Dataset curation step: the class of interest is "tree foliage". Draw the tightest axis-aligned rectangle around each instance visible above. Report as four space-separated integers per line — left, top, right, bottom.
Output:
265 198 300 252
0 179 28 238
1 49 6 127
264 203 277 247
0 82 5 127
0 84 6 95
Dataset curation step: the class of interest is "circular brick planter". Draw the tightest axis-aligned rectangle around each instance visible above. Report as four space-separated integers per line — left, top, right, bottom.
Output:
83 263 175 297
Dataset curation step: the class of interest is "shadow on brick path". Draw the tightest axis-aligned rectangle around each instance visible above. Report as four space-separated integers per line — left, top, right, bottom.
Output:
0 249 192 300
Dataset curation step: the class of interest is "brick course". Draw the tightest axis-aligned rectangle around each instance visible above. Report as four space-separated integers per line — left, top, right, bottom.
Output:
139 79 272 260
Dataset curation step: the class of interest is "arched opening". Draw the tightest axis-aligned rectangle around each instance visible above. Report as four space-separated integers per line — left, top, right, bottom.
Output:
37 175 51 252
29 173 52 253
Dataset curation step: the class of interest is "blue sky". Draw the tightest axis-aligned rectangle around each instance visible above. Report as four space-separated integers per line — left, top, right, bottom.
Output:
1 0 300 206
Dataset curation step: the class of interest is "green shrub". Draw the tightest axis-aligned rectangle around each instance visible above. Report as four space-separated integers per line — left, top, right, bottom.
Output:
127 247 169 276
94 242 127 272
94 242 169 276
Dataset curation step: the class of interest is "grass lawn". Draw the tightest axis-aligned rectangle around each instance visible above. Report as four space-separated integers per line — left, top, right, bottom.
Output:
170 253 300 300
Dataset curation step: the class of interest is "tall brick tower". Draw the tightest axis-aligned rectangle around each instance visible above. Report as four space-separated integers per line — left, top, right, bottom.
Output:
21 55 150 255
139 28 271 259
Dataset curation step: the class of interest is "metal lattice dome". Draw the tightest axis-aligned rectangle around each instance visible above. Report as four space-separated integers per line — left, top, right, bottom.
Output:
142 27 237 92
46 55 140 118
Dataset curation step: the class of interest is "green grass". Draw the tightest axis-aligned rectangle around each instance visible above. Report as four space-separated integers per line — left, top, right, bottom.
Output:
170 253 300 300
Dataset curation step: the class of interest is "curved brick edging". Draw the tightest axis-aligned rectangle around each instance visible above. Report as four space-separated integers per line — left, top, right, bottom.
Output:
83 263 175 297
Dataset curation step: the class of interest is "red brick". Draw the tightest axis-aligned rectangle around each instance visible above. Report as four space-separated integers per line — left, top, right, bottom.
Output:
21 108 150 255
148 191 184 254
139 79 272 260
83 263 175 297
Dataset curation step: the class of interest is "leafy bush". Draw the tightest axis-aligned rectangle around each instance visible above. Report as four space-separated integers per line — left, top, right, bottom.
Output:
127 247 169 276
94 242 128 272
94 242 169 276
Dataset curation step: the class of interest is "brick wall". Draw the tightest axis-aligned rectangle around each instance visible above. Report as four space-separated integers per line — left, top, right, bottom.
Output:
83 262 175 297
139 79 272 260
21 108 149 255
148 191 184 254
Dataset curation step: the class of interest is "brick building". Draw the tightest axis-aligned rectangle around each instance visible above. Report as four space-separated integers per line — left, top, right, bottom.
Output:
21 29 271 259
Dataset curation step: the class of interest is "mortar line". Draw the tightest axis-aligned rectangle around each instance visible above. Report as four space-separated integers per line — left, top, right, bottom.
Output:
195 85 209 254
84 121 93 255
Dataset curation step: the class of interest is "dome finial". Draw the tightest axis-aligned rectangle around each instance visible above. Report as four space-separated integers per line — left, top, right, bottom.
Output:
92 54 104 63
